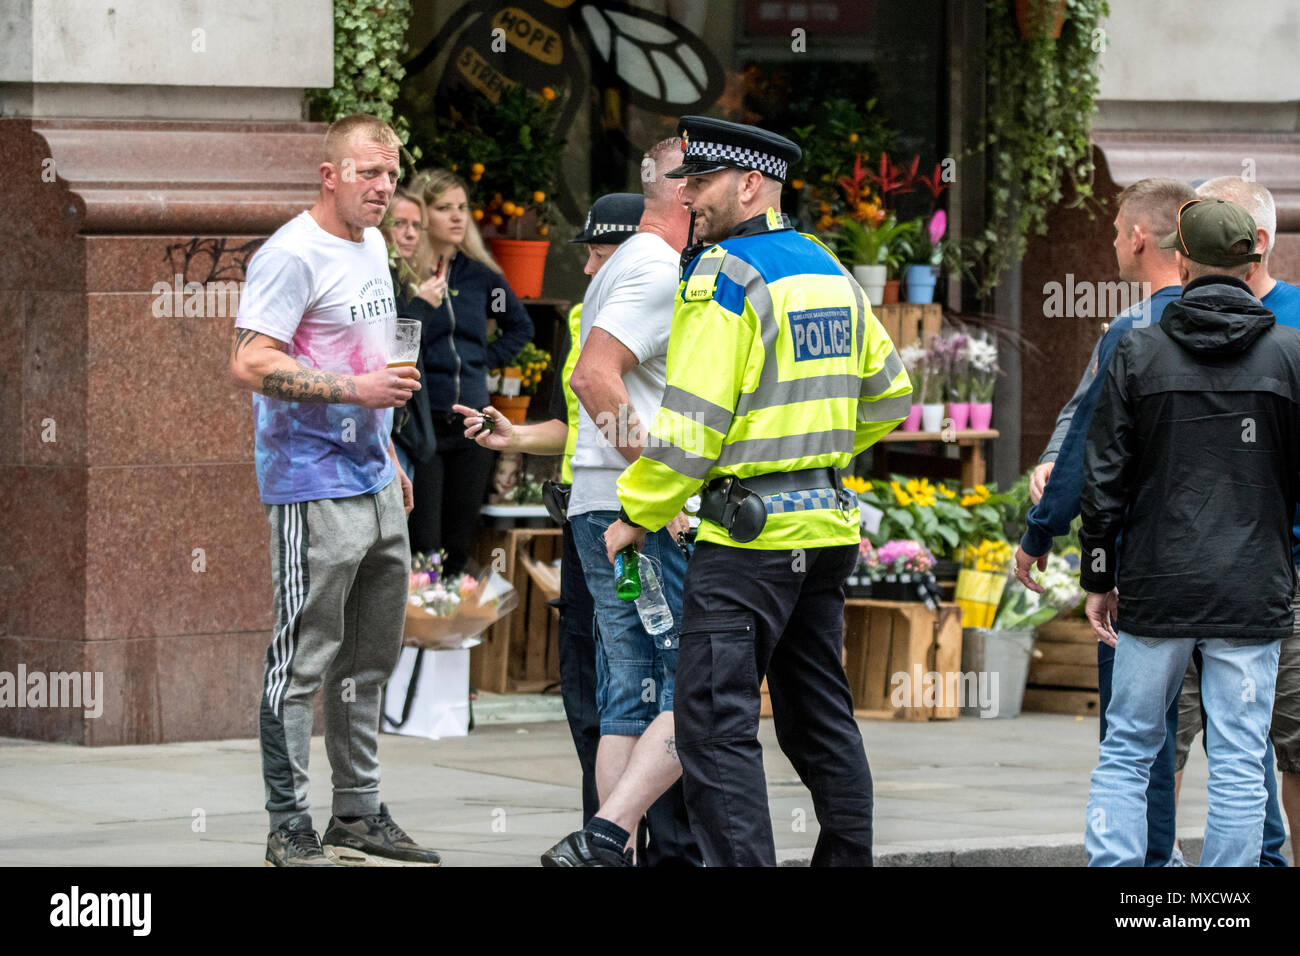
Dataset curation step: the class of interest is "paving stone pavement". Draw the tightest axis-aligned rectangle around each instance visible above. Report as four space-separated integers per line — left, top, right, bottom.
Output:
0 712 1287 866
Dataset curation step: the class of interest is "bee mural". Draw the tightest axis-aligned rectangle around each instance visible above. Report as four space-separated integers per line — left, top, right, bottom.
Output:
403 0 725 220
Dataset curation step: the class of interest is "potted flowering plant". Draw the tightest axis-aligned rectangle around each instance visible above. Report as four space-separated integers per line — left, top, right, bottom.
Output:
488 339 552 424
898 340 926 431
920 336 951 431
873 539 941 604
418 85 564 297
902 210 950 304
845 539 879 598
945 332 972 430
967 334 1000 430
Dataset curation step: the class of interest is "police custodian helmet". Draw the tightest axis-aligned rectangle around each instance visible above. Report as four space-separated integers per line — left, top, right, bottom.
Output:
665 115 802 184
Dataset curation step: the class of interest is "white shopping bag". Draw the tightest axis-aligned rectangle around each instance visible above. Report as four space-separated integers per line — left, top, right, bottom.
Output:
381 646 470 740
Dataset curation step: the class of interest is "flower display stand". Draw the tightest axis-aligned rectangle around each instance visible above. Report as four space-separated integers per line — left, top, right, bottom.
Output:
468 526 562 694
842 598 964 721
1022 616 1101 716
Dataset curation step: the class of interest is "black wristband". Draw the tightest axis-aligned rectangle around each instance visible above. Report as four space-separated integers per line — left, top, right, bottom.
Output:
617 507 644 530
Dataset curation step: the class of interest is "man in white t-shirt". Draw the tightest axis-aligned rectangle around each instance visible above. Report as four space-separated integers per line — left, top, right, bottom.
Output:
230 114 439 868
541 140 702 866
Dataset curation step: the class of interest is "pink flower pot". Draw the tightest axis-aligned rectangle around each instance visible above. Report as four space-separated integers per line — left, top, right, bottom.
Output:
902 405 923 431
948 402 971 431
970 402 993 430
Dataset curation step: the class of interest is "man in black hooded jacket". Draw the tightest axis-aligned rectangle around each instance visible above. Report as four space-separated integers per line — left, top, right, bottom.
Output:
1080 198 1298 866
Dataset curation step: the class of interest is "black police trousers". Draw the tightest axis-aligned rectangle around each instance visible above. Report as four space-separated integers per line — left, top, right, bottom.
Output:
675 542 873 866
555 521 702 865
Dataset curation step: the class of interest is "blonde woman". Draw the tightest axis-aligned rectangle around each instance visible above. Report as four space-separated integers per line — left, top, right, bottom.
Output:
408 168 534 573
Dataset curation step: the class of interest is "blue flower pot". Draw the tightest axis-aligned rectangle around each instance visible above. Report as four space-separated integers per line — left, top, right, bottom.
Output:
904 264 937 304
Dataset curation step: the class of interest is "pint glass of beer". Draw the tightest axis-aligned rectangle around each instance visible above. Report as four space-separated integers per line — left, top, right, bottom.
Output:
389 318 421 368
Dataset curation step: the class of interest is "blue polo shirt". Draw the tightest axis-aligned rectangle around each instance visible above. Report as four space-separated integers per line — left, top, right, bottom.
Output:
1022 279 1300 561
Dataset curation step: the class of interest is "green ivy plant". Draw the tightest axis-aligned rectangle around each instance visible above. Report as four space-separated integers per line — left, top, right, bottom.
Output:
307 0 418 158
961 0 1108 299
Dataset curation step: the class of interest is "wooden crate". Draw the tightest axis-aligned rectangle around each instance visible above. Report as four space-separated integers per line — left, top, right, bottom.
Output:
874 303 942 351
1022 616 1101 716
468 527 562 693
842 599 964 720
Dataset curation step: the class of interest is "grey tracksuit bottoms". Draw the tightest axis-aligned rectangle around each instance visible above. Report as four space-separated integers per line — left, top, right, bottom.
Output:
258 476 408 828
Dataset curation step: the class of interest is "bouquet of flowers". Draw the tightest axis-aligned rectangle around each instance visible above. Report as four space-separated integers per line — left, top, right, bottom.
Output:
968 334 999 403
405 551 519 649
993 552 1086 630
955 538 1013 628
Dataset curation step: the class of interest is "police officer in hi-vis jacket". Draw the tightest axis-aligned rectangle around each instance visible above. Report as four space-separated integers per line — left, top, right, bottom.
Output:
602 116 913 866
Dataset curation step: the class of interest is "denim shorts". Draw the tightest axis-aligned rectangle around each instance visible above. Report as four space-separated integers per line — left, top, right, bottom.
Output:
571 509 687 736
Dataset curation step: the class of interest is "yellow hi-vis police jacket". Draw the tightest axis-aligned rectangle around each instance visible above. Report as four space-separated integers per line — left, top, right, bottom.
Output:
616 209 912 550
560 302 582 483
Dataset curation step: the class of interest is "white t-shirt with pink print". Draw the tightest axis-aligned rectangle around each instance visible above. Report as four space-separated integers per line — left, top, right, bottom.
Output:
235 211 397 504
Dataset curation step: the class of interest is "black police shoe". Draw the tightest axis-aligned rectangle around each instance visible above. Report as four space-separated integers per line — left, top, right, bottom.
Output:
265 814 336 867
321 803 442 866
540 830 633 867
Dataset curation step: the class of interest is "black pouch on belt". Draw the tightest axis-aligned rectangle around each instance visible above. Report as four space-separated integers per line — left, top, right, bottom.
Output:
697 477 767 544
541 480 571 526
697 467 842 544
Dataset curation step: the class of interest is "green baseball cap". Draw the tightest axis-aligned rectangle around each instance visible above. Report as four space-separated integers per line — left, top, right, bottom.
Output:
1159 198 1262 267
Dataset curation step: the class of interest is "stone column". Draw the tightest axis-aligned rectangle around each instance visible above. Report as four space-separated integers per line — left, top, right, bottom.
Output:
0 0 334 744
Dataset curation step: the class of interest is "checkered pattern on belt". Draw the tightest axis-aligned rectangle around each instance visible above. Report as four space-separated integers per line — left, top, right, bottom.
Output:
688 140 788 181
763 487 840 514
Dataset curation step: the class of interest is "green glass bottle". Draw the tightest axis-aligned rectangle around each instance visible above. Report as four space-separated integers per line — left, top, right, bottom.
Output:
614 546 641 601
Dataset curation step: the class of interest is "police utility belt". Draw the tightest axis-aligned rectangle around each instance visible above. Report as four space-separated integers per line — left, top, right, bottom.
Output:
697 467 853 544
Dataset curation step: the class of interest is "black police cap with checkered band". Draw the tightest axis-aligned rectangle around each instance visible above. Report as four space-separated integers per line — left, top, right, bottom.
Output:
569 192 645 244
665 115 802 184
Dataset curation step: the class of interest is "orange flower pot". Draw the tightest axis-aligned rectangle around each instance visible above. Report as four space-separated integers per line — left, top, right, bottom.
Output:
490 393 531 425
488 238 549 299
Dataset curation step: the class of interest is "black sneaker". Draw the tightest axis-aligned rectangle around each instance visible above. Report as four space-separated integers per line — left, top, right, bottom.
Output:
321 803 441 867
265 814 336 867
540 830 633 867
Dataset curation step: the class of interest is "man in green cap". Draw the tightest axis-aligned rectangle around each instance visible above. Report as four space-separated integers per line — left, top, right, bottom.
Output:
1080 197 1300 866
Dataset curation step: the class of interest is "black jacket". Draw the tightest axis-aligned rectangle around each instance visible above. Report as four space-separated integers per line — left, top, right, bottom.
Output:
1080 275 1300 640
410 253 534 414
391 269 438 465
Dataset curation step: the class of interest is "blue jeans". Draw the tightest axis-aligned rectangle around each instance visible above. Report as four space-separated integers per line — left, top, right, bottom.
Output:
571 510 686 736
1087 633 1282 867
1098 641 1177 865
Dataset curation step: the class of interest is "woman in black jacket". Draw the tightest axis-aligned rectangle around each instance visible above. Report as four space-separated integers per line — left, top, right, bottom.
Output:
407 168 535 573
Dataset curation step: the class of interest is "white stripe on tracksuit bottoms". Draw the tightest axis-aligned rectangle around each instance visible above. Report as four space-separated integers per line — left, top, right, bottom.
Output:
259 475 409 829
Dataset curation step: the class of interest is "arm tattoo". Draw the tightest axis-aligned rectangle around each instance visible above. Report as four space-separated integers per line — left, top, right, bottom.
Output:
666 737 677 759
231 328 259 359
262 366 359 404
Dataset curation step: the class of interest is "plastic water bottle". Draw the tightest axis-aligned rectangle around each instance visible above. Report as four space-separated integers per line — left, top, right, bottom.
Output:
635 557 674 636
